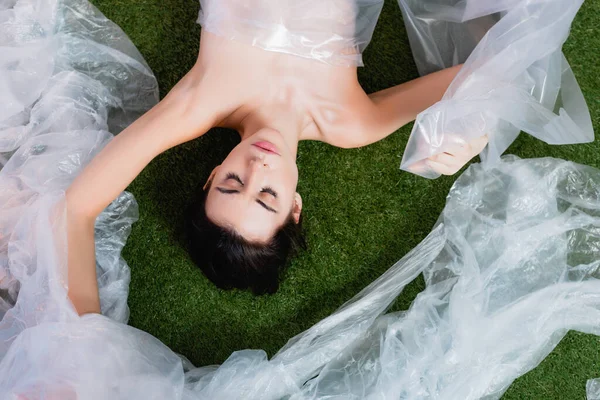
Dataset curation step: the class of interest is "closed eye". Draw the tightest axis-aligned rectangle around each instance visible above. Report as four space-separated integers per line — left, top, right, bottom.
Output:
256 200 277 213
261 187 277 198
215 188 278 213
216 188 239 194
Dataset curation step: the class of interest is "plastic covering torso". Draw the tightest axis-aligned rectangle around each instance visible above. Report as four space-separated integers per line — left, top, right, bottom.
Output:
1 0 600 399
197 0 384 67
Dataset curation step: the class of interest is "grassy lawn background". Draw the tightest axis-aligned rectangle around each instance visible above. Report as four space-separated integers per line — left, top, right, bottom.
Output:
90 0 600 398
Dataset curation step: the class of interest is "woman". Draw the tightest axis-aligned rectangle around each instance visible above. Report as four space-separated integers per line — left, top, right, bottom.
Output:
67 0 487 297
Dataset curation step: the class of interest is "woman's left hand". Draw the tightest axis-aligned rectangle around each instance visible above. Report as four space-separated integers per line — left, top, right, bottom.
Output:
426 135 489 176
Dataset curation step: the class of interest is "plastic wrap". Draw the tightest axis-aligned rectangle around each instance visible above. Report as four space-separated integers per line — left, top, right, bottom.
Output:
2 0 600 399
175 157 600 400
589 379 600 400
0 0 158 395
197 0 384 67
399 0 594 178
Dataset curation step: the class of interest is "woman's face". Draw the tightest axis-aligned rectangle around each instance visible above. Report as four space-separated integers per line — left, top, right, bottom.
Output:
204 128 302 242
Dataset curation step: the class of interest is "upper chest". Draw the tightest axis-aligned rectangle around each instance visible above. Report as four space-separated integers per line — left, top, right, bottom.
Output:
199 32 367 134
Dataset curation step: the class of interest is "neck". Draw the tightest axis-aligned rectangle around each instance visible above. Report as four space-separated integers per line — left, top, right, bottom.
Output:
238 105 303 159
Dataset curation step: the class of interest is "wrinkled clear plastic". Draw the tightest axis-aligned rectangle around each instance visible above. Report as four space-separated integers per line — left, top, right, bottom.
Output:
2 0 600 399
0 0 158 395
589 379 600 400
197 0 384 67
399 0 594 178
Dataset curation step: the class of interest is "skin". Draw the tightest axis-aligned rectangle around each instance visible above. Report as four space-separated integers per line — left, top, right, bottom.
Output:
199 31 487 243
66 31 487 316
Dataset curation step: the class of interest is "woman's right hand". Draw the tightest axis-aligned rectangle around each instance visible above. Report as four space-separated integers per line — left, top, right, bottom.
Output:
425 135 489 176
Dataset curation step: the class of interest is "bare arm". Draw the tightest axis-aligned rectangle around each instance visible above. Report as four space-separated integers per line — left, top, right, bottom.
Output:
327 65 487 175
65 68 221 315
367 65 462 142
66 207 100 315
65 103 192 315
366 64 489 175
67 103 196 218
332 65 462 149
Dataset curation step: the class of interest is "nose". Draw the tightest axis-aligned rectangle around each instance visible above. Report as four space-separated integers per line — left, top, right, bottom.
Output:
245 156 270 189
250 154 270 169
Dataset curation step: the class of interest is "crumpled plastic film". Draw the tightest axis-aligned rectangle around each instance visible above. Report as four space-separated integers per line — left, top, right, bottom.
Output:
399 0 594 178
0 0 158 396
588 379 600 400
197 0 384 67
177 157 600 400
294 156 600 399
2 0 600 399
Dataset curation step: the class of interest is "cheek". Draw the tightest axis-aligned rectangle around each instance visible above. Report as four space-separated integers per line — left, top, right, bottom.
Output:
275 172 299 206
275 167 298 189
290 166 300 184
283 160 299 181
204 193 219 213
205 191 231 214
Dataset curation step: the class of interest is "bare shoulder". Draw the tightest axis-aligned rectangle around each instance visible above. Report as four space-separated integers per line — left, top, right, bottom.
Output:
192 32 264 124
302 79 378 149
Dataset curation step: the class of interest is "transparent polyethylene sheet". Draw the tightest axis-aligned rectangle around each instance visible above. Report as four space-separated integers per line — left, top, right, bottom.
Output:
398 0 594 179
197 0 385 67
2 0 599 399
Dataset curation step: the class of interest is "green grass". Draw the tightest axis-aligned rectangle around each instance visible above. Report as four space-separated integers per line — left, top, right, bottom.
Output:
90 0 600 398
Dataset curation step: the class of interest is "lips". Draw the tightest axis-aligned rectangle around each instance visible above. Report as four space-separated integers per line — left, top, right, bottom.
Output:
252 141 280 155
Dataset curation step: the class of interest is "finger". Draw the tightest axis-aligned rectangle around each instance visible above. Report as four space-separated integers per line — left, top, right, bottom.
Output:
444 134 489 157
426 159 460 176
443 143 471 158
406 160 430 175
429 152 463 167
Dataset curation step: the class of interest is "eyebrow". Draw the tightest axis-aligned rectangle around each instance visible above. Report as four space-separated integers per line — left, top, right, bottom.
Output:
216 187 278 214
226 173 244 186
